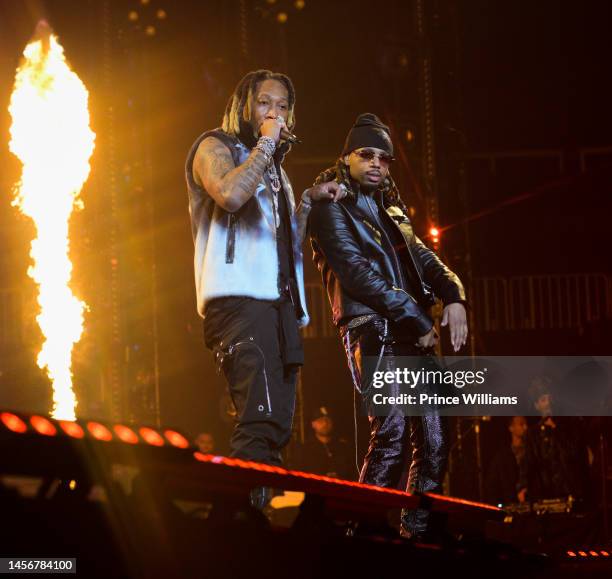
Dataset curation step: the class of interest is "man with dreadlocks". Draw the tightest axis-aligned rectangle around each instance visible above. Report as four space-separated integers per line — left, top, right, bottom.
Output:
185 70 344 507
308 113 468 539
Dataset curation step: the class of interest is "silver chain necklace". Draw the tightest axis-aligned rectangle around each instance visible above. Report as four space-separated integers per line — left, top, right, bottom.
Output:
267 162 281 228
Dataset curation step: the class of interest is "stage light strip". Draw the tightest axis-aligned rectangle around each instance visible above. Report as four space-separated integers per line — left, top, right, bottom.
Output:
113 424 139 444
58 420 85 438
567 549 610 558
164 430 189 449
86 422 113 441
0 412 28 433
30 415 57 436
0 409 192 451
139 427 164 447
192 452 463 498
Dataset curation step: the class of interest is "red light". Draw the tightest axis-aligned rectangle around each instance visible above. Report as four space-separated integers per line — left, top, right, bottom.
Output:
164 429 189 448
30 415 57 436
578 551 587 557
429 226 441 247
113 424 139 444
589 551 599 557
139 427 164 446
87 422 113 441
1 412 27 433
59 421 85 439
601 551 610 557
567 551 576 557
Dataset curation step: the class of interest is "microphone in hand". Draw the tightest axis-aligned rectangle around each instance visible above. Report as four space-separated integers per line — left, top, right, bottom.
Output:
280 128 301 144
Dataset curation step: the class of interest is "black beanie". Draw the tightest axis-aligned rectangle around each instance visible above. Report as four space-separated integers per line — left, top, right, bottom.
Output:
342 113 393 156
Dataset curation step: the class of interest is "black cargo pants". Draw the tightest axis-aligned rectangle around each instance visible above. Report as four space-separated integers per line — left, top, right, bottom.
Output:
204 297 301 466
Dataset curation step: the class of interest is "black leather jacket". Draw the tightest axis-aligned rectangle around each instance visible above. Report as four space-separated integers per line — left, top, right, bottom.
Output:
309 189 466 337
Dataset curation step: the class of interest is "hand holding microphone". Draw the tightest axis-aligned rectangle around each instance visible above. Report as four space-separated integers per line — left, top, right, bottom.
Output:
260 115 301 145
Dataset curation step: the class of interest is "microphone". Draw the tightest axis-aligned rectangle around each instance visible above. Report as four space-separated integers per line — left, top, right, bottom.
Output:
280 128 301 145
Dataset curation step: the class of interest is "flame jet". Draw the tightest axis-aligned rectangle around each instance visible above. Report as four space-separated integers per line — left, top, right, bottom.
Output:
9 22 96 421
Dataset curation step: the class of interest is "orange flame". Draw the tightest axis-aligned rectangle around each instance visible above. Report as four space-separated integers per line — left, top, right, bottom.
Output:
8 31 95 421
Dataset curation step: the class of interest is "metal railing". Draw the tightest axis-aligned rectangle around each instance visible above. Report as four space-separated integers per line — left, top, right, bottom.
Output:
474 273 612 332
303 274 612 338
461 146 612 175
1 275 609 347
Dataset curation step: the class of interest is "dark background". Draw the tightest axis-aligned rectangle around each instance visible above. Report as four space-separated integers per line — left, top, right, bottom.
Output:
0 0 610 491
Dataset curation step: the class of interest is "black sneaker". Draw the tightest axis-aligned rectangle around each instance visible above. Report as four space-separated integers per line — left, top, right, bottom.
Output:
249 486 274 511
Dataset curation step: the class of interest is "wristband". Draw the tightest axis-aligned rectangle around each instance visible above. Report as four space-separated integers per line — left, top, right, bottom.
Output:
254 136 276 161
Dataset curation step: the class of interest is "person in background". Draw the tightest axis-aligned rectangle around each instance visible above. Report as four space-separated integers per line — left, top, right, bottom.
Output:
294 407 354 480
520 377 589 504
195 431 216 454
485 416 528 505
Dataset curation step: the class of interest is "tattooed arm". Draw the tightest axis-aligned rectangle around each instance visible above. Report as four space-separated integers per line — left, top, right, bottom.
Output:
192 136 269 213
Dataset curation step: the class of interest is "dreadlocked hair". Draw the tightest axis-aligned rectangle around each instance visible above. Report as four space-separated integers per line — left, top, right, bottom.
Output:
314 158 410 217
221 69 296 137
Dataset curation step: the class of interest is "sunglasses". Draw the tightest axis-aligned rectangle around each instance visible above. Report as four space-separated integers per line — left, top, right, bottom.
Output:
353 149 395 166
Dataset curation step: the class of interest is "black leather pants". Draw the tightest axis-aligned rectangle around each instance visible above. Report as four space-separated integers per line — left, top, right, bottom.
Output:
342 317 449 536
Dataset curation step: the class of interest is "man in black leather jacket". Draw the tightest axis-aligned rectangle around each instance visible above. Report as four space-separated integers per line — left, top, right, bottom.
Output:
308 113 468 539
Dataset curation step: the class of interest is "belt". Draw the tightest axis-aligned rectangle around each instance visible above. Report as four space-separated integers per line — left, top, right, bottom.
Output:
346 313 379 329
339 314 383 338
